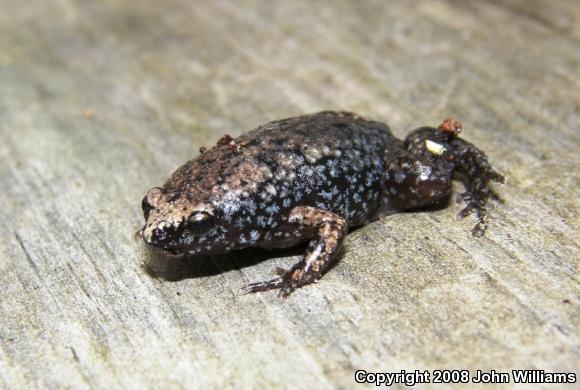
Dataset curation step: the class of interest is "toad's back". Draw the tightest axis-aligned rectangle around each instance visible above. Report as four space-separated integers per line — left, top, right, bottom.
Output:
165 111 394 227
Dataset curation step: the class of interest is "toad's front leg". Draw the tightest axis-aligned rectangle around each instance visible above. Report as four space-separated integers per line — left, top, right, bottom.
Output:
241 206 347 298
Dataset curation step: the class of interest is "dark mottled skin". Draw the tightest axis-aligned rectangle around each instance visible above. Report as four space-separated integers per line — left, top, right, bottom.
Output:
141 112 504 297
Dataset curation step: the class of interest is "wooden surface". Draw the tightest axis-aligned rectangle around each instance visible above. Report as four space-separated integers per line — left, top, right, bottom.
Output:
1 0 578 388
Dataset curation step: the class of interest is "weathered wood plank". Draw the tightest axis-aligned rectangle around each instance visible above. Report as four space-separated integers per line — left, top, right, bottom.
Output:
0 0 578 388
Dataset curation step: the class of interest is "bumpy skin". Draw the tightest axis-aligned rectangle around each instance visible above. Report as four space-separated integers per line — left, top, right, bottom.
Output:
141 112 504 297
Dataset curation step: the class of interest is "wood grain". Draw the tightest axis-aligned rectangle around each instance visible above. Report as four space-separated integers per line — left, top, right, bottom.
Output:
0 0 578 388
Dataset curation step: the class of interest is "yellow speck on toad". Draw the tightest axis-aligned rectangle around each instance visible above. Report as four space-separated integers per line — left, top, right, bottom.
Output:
425 140 446 155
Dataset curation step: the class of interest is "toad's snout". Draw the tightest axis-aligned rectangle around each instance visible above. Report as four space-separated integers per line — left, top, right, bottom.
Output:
142 223 171 246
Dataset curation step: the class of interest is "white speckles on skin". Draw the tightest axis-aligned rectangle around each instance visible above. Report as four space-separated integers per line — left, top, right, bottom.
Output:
265 184 277 196
320 189 333 200
218 191 241 216
265 203 280 215
293 191 303 202
303 146 323 163
182 234 194 245
245 199 257 216
417 165 432 181
395 171 406 184
315 165 326 175
365 175 375 187
234 217 245 229
250 230 260 241
300 166 314 177
278 187 290 198
329 166 339 178
326 159 340 177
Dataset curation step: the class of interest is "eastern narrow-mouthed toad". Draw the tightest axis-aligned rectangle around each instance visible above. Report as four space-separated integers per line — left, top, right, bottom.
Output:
141 112 504 297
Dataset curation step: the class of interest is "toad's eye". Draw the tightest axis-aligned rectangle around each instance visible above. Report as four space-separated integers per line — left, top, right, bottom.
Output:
186 212 213 231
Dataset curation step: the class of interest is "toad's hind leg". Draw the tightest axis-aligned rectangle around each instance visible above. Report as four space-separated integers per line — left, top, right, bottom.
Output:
241 206 347 298
449 137 505 237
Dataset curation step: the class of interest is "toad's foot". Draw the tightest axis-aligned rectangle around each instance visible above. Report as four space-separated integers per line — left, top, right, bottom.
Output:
450 137 505 236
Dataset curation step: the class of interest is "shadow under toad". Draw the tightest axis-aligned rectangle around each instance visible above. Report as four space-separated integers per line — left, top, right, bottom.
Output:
142 244 311 282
